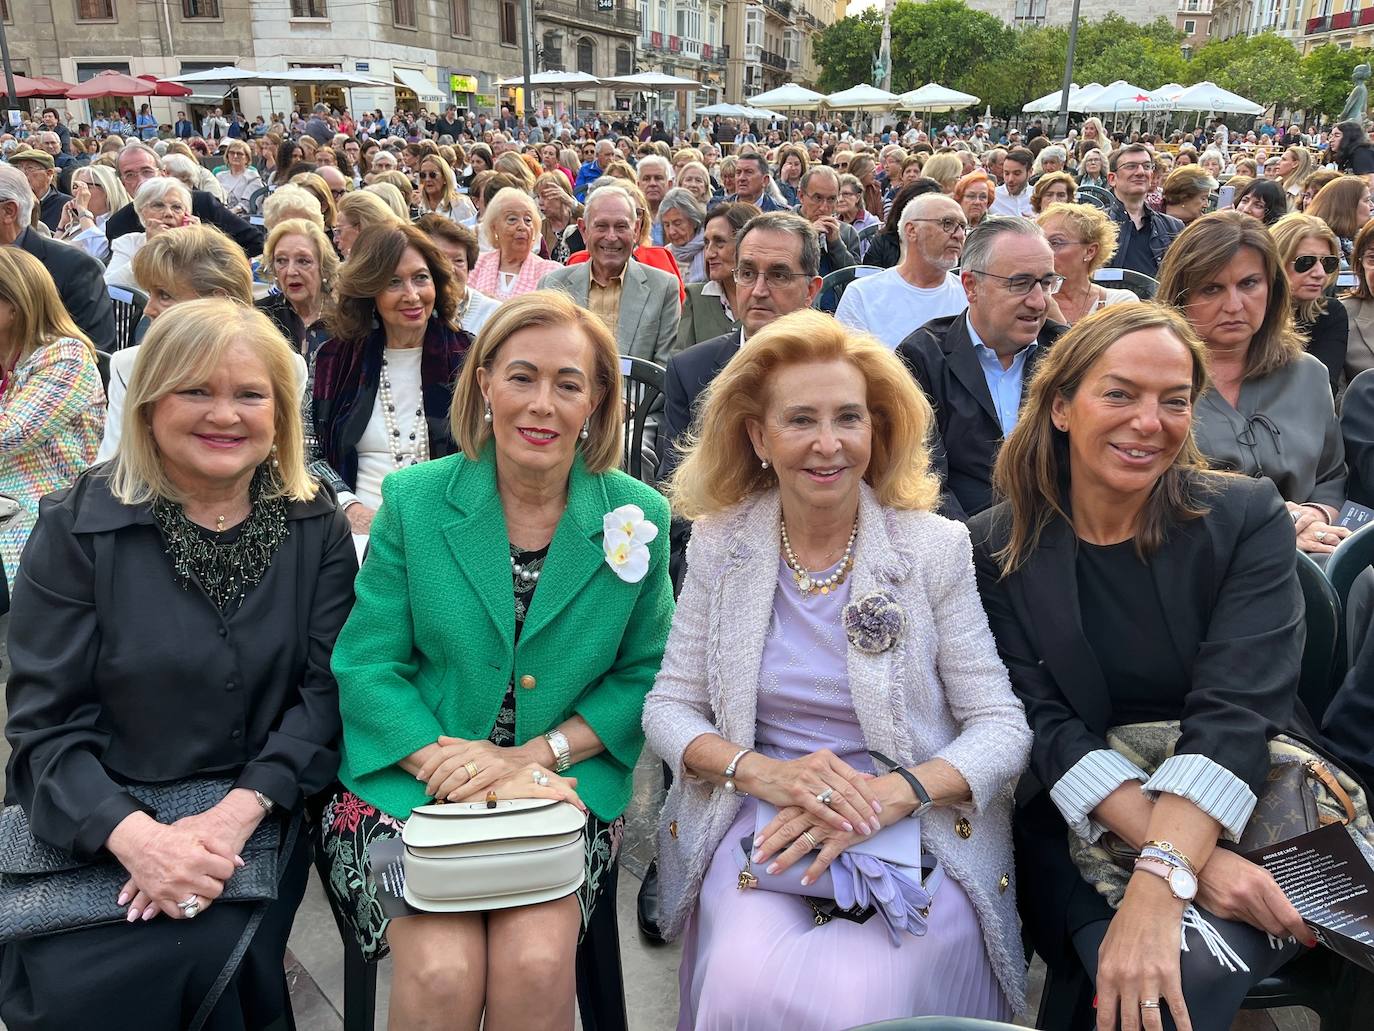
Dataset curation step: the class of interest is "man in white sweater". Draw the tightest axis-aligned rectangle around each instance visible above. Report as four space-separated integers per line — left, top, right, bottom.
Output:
836 193 969 348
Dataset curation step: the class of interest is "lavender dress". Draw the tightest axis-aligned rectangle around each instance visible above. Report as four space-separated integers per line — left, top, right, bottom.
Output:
676 558 1010 1030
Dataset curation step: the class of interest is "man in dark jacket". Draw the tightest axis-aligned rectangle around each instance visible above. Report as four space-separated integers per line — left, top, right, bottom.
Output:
895 216 1065 520
107 143 264 257
0 166 114 350
1104 142 1183 278
11 148 71 233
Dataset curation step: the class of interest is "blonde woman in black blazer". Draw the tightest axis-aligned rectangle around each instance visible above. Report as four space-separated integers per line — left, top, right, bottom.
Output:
970 303 1315 1031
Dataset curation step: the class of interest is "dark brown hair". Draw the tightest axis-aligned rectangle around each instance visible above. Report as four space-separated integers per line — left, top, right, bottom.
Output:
416 212 478 267
327 222 458 343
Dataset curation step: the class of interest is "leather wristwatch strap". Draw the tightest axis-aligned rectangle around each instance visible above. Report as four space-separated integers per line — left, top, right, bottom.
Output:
869 750 932 815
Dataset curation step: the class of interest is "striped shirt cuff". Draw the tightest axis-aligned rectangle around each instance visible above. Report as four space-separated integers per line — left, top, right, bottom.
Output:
1142 753 1257 843
1049 750 1150 843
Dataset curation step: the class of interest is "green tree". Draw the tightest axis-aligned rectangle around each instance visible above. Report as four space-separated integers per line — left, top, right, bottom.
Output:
1186 31 1313 111
1302 43 1374 120
886 0 1011 94
812 9 882 93
1078 38 1189 90
963 24 1068 117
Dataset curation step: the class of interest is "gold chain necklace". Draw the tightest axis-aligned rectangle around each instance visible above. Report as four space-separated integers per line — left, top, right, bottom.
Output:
780 515 859 596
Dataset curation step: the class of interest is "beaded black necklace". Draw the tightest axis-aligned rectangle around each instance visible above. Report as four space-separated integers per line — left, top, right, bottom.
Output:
152 471 290 612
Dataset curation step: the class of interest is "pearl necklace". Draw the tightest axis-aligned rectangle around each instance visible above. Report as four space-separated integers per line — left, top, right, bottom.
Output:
378 351 429 468
510 554 541 584
780 515 859 596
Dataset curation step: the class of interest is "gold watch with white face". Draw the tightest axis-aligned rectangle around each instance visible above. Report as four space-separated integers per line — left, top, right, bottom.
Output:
1134 856 1197 901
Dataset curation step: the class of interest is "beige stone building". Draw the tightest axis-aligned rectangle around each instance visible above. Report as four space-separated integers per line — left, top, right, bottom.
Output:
964 0 1176 27
720 0 837 103
1294 0 1374 53
1178 0 1213 56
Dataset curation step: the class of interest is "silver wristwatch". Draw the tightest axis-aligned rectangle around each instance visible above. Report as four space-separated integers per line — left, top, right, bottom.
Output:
544 730 572 773
253 790 275 815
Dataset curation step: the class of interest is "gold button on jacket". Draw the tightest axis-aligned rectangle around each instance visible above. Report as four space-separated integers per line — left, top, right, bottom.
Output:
519 674 536 690
955 816 973 839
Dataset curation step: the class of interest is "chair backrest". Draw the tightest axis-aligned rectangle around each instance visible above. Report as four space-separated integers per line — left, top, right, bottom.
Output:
1327 523 1374 615
94 349 112 392
1075 184 1115 207
1296 550 1344 722
106 284 148 352
812 263 884 313
619 354 665 485
1337 271 1360 290
1073 190 1108 210
858 222 880 243
248 185 270 216
1092 266 1159 300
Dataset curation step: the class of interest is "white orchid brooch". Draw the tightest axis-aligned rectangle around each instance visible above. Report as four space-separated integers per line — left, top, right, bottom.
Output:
603 504 659 583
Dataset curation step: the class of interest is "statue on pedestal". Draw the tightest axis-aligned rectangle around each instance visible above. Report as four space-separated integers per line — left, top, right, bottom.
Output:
1337 63 1370 126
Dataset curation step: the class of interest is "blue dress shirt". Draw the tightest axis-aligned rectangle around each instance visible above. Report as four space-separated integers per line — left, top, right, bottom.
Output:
967 318 1037 438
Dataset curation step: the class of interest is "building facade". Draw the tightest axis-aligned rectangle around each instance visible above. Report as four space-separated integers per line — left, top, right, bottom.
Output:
537 0 643 113
721 0 836 102
964 0 1176 28
1210 0 1305 41
1178 0 1214 56
636 0 729 116
1297 0 1374 53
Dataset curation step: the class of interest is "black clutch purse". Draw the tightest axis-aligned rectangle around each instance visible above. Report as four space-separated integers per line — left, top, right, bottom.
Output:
0 777 283 944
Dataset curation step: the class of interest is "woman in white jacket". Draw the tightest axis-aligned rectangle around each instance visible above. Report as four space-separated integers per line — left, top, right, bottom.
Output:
642 310 1032 1030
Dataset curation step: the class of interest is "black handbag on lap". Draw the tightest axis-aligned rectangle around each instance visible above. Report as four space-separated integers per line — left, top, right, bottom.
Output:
0 777 283 944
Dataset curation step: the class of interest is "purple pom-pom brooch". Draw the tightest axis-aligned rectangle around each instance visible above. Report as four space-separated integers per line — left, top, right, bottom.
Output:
842 591 905 654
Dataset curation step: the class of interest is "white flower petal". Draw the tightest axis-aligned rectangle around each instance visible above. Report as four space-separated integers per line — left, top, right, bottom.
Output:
629 518 659 546
612 543 651 582
604 504 645 538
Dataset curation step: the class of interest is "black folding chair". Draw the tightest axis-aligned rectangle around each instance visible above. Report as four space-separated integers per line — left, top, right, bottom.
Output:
1075 184 1115 209
1295 550 1345 723
1074 189 1109 210
620 355 665 486
107 285 148 351
1092 267 1159 300
812 264 883 314
247 185 270 216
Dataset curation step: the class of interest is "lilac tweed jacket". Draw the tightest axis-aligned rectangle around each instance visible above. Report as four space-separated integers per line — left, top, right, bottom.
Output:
641 483 1032 1009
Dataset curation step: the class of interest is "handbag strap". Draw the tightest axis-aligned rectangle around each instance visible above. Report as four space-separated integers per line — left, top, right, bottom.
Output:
187 812 301 1031
1308 760 1359 826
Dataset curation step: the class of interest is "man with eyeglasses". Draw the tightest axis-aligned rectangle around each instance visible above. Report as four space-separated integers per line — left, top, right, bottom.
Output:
836 193 969 349
537 185 680 364
316 164 350 203
1105 142 1183 278
105 143 264 258
796 166 859 279
896 216 1067 520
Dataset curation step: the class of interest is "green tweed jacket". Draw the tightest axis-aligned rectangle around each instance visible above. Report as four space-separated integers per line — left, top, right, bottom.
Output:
333 445 674 822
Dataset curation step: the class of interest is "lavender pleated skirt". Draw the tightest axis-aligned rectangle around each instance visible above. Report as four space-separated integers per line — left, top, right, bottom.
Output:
677 806 1011 1031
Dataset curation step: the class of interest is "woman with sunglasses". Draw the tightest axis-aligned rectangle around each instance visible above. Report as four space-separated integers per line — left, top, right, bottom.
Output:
415 154 476 224
1159 212 1349 556
1272 213 1348 394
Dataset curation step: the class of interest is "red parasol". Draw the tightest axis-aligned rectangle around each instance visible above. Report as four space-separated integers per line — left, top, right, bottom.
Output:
136 75 193 98
0 74 72 98
65 71 161 100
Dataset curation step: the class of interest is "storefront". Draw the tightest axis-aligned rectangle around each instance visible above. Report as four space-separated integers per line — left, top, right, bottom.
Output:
392 67 445 112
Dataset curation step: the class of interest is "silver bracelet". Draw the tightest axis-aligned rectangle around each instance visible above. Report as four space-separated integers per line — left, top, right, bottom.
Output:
253 790 275 814
544 729 572 773
723 748 753 795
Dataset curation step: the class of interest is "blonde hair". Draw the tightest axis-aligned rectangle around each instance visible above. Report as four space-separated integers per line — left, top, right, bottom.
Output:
992 302 1214 575
1270 212 1340 324
131 224 254 304
419 153 459 211
71 162 130 214
0 248 94 370
493 151 536 192
451 291 624 474
364 182 409 220
288 171 337 229
263 217 339 293
1037 201 1119 272
223 138 253 163
262 184 324 231
109 299 316 505
920 152 962 192
337 190 403 234
1280 145 1314 194
670 310 940 520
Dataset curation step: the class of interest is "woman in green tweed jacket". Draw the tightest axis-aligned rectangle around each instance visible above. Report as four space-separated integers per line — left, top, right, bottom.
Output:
320 290 673 1031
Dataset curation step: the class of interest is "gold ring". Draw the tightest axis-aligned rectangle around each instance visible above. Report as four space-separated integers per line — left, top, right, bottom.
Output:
464 761 479 779
801 830 820 851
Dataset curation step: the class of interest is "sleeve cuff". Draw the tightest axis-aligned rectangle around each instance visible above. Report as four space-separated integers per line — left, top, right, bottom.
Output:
1141 753 1257 843
1049 749 1149 842
73 790 148 862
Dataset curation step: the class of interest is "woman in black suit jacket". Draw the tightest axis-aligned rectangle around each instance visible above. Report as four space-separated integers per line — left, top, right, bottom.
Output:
969 303 1312 1031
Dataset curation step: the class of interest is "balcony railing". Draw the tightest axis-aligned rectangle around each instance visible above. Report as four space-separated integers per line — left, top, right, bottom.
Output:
1332 10 1354 29
1306 14 1329 33
669 34 683 51
1362 5 1374 24
763 0 792 19
762 48 788 69
534 0 641 32
700 42 729 62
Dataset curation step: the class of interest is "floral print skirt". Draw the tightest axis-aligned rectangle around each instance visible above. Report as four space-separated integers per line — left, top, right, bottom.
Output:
318 686 624 962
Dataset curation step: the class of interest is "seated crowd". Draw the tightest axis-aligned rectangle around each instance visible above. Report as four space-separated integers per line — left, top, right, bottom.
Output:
3 104 1374 1031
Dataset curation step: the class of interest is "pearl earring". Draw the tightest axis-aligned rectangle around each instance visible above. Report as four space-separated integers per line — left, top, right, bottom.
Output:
271 443 280 469
580 418 590 440
761 458 770 470
484 403 492 423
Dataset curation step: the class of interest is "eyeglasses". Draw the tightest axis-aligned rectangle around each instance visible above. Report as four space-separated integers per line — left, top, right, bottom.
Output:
418 171 441 180
1115 160 1155 173
972 270 1065 296
330 188 347 199
733 266 811 288
1293 254 1340 274
1045 236 1088 251
909 216 969 236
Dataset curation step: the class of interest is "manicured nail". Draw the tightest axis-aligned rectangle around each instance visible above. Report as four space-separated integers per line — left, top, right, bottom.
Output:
860 821 873 835
1092 995 1098 1009
751 849 763 862
799 875 811 887
842 821 853 833
118 891 130 906
765 862 779 875
752 834 762 847
234 855 245 868
1308 938 1319 948
142 907 156 921
872 800 883 814
127 908 140 922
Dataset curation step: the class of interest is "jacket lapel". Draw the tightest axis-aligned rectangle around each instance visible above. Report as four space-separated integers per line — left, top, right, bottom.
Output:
1017 515 1113 734
1354 302 1374 373
443 454 516 650
568 264 592 307
518 455 611 645
943 315 1001 427
616 262 650 354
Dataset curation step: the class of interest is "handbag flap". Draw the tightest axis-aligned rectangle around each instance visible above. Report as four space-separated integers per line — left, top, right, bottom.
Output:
402 798 586 849
750 801 921 867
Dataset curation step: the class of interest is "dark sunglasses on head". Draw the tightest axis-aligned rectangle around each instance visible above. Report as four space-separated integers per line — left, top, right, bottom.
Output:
1293 254 1340 274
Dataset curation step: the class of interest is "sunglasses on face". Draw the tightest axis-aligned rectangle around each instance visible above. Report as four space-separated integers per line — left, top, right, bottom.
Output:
1293 254 1339 274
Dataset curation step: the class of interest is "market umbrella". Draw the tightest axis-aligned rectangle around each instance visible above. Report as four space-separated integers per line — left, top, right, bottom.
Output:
897 83 979 111
1022 83 1083 114
66 71 166 100
497 70 602 117
749 83 825 109
1077 80 1174 113
136 75 193 98
0 74 71 98
824 83 900 109
1170 81 1264 116
599 72 699 90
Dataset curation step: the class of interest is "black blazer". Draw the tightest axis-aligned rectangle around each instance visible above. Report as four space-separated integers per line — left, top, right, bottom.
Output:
659 328 741 487
105 189 265 258
896 312 1064 521
16 228 115 351
968 474 1305 958
1342 368 1374 508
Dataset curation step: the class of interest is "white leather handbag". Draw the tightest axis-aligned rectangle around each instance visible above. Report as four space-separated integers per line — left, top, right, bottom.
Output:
401 798 587 913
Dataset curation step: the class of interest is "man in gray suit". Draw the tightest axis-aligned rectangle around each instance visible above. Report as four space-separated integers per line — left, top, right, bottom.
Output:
538 184 680 365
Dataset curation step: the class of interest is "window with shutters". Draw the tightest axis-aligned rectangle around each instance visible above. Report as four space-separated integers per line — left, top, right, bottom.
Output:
75 0 115 20
500 0 518 44
451 0 470 35
578 38 595 75
616 45 633 76
394 0 417 28
182 0 219 17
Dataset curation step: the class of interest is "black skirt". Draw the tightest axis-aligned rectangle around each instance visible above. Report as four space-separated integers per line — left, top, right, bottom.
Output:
0 826 311 1031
